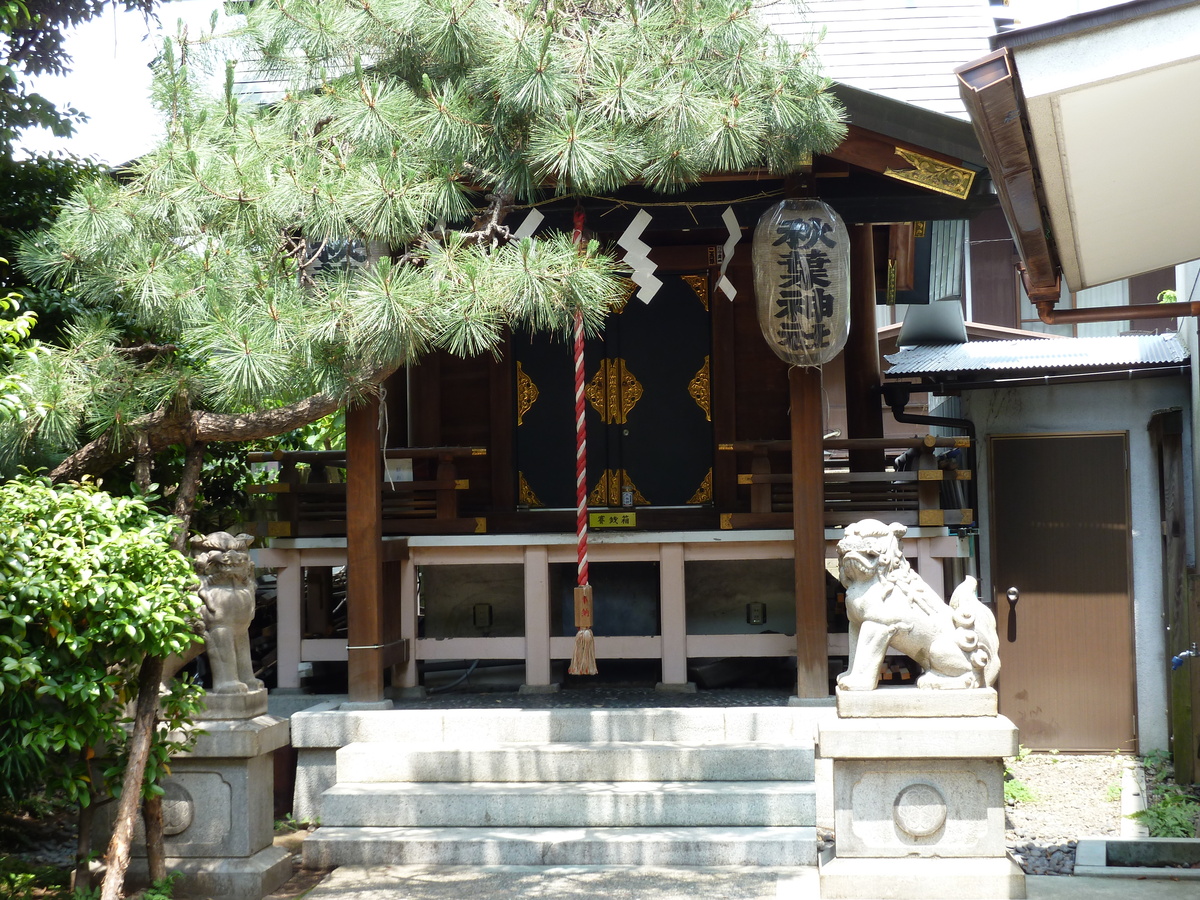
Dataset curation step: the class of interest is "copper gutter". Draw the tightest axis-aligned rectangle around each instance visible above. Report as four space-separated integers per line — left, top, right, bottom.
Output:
955 50 1060 293
1033 299 1200 326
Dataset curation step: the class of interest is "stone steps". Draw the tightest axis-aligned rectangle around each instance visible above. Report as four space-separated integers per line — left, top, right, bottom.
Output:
299 705 824 869
304 824 819 867
335 740 815 783
320 779 817 827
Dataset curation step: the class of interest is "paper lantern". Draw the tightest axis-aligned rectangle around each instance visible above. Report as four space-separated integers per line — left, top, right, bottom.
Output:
752 198 850 366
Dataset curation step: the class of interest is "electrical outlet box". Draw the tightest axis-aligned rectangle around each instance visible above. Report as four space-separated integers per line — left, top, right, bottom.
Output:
473 603 493 628
746 601 766 626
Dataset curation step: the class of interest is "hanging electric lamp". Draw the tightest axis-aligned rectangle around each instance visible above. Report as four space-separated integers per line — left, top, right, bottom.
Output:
752 198 851 366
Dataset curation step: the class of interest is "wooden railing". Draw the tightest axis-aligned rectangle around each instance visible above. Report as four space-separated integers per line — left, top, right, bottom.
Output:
244 446 487 538
244 435 970 539
719 434 973 530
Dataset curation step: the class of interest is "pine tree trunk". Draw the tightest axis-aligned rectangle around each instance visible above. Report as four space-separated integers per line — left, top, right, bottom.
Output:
133 433 152 493
172 441 206 551
100 655 164 900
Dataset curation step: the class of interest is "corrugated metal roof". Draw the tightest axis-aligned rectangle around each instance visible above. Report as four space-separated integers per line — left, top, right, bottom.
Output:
885 333 1189 375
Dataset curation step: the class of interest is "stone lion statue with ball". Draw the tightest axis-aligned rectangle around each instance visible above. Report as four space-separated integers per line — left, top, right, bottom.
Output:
836 519 1000 690
191 531 263 694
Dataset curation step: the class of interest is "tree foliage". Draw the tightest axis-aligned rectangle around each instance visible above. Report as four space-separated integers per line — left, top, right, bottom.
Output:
8 0 845 480
0 475 202 804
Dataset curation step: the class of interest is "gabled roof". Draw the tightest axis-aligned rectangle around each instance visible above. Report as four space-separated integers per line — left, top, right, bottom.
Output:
763 0 998 119
885 333 1190 385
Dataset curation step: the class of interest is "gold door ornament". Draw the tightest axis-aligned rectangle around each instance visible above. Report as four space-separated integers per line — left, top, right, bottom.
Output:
687 468 713 504
517 471 545 508
516 361 539 426
586 358 643 425
682 274 709 311
611 278 636 314
688 355 711 422
589 469 649 507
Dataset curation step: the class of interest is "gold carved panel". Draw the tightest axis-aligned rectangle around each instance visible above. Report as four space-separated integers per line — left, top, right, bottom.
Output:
885 148 976 200
586 358 643 425
516 361 539 426
688 355 711 422
588 469 649 507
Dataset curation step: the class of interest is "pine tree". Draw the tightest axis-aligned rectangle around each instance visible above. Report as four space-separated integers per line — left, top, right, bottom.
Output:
8 0 845 485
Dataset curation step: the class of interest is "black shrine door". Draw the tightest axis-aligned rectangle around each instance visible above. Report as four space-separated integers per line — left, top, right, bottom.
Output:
514 272 714 512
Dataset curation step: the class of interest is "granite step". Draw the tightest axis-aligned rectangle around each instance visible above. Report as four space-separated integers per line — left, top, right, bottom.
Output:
291 705 819 748
319 780 817 828
303 824 819 867
335 740 815 783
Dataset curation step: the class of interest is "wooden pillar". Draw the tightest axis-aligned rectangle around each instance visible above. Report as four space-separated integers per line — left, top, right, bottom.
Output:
659 543 689 687
791 366 828 698
396 557 420 689
523 546 552 687
275 554 302 690
845 224 884 472
346 396 386 703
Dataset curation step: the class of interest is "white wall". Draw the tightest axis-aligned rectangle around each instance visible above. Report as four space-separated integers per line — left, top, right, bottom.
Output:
964 375 1190 752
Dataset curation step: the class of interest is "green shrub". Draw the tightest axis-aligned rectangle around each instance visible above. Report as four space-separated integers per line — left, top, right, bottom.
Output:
0 476 203 805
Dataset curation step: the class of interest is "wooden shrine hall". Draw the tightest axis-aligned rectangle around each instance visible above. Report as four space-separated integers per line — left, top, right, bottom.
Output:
252 84 995 704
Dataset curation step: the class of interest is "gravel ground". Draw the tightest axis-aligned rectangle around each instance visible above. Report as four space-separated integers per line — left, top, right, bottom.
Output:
1004 752 1131 876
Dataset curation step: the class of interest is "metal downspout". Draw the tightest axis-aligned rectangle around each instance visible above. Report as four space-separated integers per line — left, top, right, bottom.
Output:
880 381 977 517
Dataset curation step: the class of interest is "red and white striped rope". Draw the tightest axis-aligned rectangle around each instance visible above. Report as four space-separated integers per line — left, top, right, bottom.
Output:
573 307 589 589
570 206 590 591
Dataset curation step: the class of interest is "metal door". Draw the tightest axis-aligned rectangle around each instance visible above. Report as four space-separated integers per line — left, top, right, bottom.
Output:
990 433 1136 751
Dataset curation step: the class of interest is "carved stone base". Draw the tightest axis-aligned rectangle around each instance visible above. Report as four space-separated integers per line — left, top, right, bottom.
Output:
819 851 1026 899
99 715 290 900
817 713 1025 900
198 687 269 721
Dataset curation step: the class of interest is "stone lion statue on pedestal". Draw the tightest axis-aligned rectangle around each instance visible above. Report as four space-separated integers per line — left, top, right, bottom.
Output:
191 531 263 694
836 519 1000 690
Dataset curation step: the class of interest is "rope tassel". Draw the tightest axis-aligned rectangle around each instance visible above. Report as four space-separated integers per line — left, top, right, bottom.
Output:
569 585 596 676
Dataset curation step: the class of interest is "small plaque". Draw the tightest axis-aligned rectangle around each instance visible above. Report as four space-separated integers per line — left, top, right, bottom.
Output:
589 512 637 528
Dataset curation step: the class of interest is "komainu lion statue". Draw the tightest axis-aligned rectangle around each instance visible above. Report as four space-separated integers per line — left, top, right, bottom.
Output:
191 531 263 694
837 519 1000 690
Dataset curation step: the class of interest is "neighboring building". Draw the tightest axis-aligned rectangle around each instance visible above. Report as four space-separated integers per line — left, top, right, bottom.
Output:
947 0 1200 770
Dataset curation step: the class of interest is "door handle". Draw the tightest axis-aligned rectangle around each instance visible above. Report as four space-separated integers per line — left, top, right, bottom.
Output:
1006 587 1019 643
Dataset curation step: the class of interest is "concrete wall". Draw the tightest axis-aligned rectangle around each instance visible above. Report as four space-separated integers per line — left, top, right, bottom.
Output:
964 374 1190 752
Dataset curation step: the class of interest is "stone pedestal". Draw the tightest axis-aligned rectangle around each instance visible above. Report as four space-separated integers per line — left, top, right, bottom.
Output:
817 688 1026 900
118 696 292 900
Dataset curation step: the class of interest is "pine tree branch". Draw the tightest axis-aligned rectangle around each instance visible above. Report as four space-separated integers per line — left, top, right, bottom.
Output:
445 190 515 247
48 360 401 483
